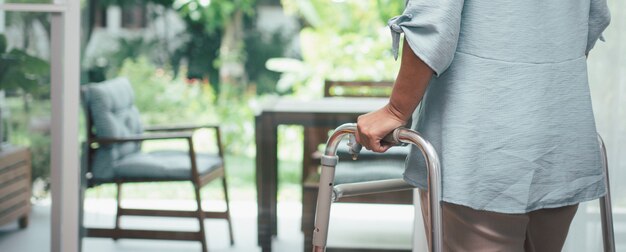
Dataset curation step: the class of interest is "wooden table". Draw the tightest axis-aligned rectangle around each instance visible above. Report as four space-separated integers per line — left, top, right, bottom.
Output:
255 97 387 252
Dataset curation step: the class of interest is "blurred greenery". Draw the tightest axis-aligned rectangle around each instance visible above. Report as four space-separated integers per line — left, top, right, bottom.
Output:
118 57 218 124
89 0 256 93
272 0 403 98
244 29 291 95
116 56 259 155
101 37 160 81
281 0 403 32
1 31 51 183
1 0 406 201
5 96 51 183
0 34 49 96
0 1 55 187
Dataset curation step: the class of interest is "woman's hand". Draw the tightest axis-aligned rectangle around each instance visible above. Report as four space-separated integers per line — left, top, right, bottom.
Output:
356 103 407 153
356 38 434 152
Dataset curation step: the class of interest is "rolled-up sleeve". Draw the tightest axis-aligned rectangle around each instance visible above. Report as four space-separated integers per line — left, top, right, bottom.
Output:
389 0 465 76
586 0 611 54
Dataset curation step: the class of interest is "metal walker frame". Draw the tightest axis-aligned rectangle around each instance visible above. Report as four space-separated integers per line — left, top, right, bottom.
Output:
311 123 616 252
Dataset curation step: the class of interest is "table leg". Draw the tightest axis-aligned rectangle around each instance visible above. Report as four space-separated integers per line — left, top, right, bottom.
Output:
256 114 278 252
270 127 278 237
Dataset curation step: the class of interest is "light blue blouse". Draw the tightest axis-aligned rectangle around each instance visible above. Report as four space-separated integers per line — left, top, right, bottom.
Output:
392 0 611 213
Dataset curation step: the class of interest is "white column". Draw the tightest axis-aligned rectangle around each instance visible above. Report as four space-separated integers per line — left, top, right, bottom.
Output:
50 0 80 252
0 0 5 33
106 5 121 34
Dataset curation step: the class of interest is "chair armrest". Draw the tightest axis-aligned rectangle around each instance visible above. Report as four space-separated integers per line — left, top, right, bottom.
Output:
90 132 194 144
144 124 225 158
143 124 220 132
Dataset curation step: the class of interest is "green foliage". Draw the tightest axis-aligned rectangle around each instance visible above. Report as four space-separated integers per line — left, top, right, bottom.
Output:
0 34 50 95
172 0 254 35
169 0 255 90
98 0 146 7
275 0 404 98
215 85 256 155
117 57 256 155
29 133 51 182
92 0 256 92
0 35 6 53
282 0 403 32
87 36 160 83
118 57 218 125
114 37 159 65
375 0 407 24
172 29 221 86
0 25 51 183
244 30 290 95
5 96 52 182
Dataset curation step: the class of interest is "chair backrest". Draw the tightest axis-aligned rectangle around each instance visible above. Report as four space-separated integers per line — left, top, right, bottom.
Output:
81 77 143 182
324 80 394 98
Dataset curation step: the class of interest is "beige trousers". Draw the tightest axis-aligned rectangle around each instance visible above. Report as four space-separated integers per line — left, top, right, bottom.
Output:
419 190 578 252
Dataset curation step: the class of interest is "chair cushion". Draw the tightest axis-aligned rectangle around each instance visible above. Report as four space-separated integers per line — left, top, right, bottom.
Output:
332 143 409 185
83 78 144 180
334 159 406 185
112 151 223 181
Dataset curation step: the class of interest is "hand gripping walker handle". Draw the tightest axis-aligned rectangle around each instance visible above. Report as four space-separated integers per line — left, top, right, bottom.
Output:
348 128 402 159
312 123 443 252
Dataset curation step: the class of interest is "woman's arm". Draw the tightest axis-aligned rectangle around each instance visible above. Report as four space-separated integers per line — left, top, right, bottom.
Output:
356 39 434 152
586 0 611 54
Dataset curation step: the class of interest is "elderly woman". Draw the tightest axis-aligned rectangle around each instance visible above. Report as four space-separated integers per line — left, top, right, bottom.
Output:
356 0 611 251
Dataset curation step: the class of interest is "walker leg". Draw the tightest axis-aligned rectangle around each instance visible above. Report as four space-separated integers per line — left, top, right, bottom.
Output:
311 161 338 252
598 135 615 252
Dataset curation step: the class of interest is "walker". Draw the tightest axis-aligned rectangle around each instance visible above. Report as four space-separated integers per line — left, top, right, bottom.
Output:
311 123 616 252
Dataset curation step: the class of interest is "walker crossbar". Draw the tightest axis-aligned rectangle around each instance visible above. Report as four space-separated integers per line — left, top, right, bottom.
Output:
332 179 415 202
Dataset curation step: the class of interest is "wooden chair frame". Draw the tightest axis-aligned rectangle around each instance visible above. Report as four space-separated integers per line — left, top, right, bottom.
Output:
80 88 233 252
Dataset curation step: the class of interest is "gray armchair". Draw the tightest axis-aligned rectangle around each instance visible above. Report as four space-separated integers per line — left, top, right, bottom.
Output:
80 77 233 252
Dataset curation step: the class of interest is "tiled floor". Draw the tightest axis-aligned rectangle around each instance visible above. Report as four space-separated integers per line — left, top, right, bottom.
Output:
0 199 415 252
2 198 625 252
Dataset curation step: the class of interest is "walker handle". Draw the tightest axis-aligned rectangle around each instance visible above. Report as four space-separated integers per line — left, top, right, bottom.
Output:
348 128 402 159
382 128 401 146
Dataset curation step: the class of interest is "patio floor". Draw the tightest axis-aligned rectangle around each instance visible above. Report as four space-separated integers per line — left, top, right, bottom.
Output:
0 199 415 252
